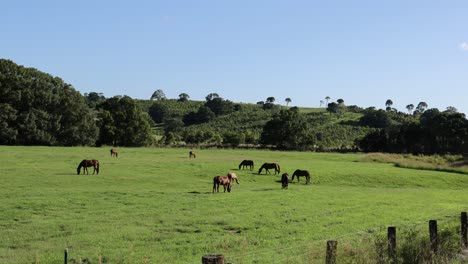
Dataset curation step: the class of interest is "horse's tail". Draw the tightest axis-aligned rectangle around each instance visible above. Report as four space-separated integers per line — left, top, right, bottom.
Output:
276 164 281 174
96 161 100 175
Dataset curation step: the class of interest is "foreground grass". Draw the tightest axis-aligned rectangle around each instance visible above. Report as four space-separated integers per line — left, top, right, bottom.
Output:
1 146 468 263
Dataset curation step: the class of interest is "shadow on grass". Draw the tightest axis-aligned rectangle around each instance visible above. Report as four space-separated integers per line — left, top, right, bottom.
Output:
251 188 278 191
187 191 213 195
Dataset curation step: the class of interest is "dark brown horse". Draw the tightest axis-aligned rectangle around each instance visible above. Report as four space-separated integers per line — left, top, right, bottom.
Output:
291 169 310 184
238 160 254 171
258 162 280 175
213 173 233 193
189 150 196 158
110 148 118 157
77 159 100 175
281 173 290 189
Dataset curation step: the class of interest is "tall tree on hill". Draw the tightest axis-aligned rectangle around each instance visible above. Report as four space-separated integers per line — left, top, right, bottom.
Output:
205 93 220 101
406 104 414 114
325 96 331 105
385 99 393 111
151 89 166 100
285 98 291 106
414 102 428 115
178 93 190 102
320 100 324 107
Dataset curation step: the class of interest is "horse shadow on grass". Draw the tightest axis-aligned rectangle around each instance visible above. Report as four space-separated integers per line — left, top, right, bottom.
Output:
187 191 212 195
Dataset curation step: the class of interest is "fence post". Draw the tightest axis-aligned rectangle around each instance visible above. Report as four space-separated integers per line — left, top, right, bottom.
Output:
429 220 438 253
202 254 224 264
387 226 397 261
326 240 337 264
64 248 68 264
462 212 468 248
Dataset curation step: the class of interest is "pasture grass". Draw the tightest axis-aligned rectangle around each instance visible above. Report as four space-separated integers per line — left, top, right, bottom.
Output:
1 146 468 263
360 152 468 175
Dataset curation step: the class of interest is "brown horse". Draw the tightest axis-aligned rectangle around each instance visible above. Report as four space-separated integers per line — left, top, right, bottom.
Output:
77 159 100 175
189 150 196 158
281 173 290 189
227 172 240 184
238 160 254 171
110 148 118 157
291 169 310 184
213 173 233 193
258 162 280 175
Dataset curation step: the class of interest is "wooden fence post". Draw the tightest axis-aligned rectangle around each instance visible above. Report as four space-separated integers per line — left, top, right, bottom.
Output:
202 254 224 264
326 240 338 264
387 226 397 261
64 248 68 264
462 212 468 248
429 220 438 253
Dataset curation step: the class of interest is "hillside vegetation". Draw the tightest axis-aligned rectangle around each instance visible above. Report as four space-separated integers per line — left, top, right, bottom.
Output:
2 59 468 155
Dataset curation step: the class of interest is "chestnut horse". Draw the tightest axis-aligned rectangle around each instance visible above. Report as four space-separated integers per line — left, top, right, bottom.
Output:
281 173 290 189
238 160 254 171
189 150 196 158
291 169 310 184
77 159 100 175
110 148 118 157
258 162 280 175
228 172 240 184
213 173 233 193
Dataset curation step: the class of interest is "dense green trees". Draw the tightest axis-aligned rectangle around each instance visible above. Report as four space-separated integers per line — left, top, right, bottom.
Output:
96 96 153 146
2 58 468 153
261 108 314 150
358 108 468 154
0 59 98 145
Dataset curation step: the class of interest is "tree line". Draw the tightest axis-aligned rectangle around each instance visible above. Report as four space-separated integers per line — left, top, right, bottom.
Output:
1 59 467 155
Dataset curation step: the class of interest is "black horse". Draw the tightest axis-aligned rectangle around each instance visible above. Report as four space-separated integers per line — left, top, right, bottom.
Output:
291 169 310 184
281 173 289 189
258 162 280 175
238 160 254 171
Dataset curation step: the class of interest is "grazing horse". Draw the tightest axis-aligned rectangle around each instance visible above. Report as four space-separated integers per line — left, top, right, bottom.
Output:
189 150 196 158
77 159 100 175
227 172 240 184
110 148 118 157
213 173 233 193
238 160 254 171
281 173 290 189
291 169 311 184
258 162 281 175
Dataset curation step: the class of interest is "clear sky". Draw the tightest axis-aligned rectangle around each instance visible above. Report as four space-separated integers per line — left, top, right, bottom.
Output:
2 0 468 114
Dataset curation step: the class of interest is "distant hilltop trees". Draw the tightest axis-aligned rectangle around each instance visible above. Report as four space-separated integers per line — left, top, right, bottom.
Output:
1 58 467 154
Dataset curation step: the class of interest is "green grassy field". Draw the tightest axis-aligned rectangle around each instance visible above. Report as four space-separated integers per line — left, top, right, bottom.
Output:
1 146 467 263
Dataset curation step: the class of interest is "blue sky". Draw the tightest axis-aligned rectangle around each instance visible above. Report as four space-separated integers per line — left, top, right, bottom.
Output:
2 1 468 114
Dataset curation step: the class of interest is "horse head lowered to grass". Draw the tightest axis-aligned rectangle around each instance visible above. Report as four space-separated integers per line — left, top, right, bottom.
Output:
238 160 254 171
110 148 118 157
291 169 310 184
213 173 233 193
77 159 100 175
258 162 280 175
